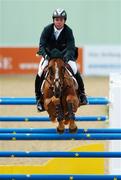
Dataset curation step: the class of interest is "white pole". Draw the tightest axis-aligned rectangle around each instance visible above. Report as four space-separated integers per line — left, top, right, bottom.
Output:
109 73 121 174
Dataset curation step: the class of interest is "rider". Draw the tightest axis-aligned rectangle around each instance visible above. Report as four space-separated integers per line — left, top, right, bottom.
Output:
35 8 87 111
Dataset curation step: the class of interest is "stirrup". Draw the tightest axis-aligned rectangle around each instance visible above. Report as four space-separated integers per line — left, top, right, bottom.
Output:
79 93 88 105
37 100 45 112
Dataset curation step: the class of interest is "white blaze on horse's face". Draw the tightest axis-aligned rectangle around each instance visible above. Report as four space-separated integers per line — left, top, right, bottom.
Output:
54 62 60 88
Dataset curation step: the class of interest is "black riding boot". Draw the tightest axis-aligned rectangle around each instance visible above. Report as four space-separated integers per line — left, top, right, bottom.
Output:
35 74 45 111
75 72 88 105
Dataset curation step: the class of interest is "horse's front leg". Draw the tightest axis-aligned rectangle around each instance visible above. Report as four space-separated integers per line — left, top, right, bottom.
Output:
66 95 78 133
55 103 65 134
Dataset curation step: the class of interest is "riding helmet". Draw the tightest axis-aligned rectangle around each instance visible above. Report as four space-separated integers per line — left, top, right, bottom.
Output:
52 8 67 20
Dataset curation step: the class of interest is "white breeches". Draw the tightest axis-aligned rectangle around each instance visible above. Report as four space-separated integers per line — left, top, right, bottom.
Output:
38 57 48 77
38 58 78 77
67 60 77 75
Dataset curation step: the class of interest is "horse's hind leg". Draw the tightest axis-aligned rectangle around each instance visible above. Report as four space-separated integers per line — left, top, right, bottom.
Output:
56 104 65 134
67 102 78 134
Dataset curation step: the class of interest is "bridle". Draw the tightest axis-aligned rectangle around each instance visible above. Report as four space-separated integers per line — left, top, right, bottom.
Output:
45 60 65 98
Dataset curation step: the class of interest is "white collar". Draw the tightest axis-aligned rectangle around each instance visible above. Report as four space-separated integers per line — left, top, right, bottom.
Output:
54 26 63 33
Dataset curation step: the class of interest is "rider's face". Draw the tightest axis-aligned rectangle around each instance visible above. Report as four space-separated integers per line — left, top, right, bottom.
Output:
53 17 65 29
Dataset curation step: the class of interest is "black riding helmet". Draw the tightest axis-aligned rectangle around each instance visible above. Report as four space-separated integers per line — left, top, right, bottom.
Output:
52 8 67 21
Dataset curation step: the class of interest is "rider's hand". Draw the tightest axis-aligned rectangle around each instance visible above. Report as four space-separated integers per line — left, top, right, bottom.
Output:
36 51 41 57
63 56 69 63
36 51 50 60
44 54 50 60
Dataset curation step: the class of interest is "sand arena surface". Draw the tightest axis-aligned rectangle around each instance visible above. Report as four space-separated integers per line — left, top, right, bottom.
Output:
0 75 109 170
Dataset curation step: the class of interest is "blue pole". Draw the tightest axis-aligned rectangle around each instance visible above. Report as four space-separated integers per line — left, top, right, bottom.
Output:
0 128 120 134
0 115 108 122
0 97 109 105
0 115 108 121
0 151 121 158
0 133 121 140
0 116 50 122
0 175 120 180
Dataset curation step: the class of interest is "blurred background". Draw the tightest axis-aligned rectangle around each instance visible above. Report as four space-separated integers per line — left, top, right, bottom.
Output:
0 0 121 172
0 0 120 75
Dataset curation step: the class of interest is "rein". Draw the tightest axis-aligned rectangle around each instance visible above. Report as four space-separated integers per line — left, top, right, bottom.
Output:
44 61 73 96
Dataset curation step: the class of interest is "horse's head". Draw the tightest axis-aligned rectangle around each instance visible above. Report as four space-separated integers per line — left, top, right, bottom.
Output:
48 49 65 98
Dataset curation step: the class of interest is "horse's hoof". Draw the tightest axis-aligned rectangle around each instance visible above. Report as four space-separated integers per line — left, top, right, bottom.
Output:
57 127 65 134
69 126 78 134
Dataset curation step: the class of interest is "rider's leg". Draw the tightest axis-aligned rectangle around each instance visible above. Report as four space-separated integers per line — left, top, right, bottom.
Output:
35 74 42 101
67 60 87 104
35 58 48 111
35 73 45 111
74 72 87 104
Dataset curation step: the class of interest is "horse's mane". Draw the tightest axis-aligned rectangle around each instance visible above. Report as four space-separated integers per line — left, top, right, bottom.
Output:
49 49 63 60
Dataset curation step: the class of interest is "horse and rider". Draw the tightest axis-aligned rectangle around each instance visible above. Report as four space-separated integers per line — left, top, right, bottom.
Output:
35 8 88 133
35 8 87 114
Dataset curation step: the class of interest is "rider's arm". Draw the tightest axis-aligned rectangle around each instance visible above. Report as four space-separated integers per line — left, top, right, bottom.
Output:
64 28 76 62
38 27 49 59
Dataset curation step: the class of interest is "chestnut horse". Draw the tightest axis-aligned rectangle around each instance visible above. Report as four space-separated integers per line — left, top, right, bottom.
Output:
42 49 80 133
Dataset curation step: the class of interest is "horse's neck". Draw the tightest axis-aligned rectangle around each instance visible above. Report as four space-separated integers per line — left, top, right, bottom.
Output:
63 68 73 85
65 68 78 89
